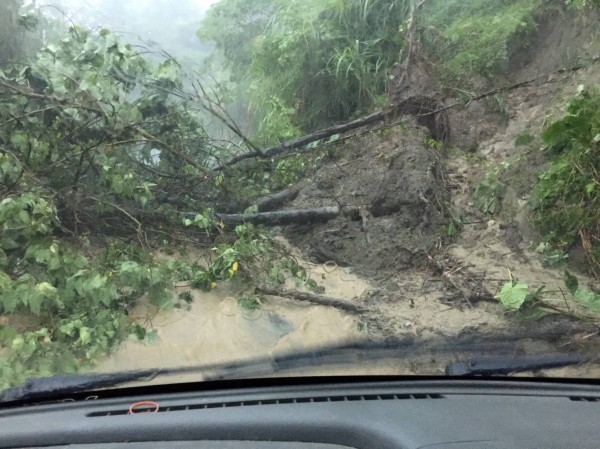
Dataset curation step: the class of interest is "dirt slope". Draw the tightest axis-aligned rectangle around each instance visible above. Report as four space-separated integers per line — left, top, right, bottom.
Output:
285 125 446 278
278 7 600 364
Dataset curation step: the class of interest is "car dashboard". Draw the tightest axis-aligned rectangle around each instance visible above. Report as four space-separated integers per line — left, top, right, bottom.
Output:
1 378 600 449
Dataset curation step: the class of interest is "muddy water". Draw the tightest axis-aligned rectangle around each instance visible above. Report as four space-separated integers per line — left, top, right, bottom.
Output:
93 260 379 381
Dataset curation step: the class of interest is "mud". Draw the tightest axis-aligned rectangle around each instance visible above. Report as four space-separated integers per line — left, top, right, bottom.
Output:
94 258 365 380
285 126 446 279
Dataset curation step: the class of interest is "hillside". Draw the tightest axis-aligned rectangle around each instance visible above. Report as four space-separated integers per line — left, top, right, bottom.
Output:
3 0 600 385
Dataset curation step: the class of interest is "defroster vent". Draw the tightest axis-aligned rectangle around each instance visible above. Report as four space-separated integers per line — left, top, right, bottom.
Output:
88 393 445 417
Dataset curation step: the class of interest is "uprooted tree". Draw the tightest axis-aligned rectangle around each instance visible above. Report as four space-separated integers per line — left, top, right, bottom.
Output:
0 22 314 387
0 21 373 388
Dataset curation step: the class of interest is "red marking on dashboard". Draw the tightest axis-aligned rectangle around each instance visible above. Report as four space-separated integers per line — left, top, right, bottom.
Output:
128 401 160 414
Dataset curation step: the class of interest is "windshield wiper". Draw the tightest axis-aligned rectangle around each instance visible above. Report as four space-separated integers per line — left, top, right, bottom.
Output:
0 339 417 404
0 335 588 404
0 370 158 403
445 353 588 376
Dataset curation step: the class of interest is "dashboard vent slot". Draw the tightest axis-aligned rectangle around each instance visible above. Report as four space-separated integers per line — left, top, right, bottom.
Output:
570 396 600 402
88 393 444 417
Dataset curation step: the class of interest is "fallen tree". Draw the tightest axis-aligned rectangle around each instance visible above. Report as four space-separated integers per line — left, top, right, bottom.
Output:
215 109 389 170
255 185 303 212
215 59 600 172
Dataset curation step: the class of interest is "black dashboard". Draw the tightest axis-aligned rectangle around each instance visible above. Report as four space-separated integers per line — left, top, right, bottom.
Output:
2 378 600 449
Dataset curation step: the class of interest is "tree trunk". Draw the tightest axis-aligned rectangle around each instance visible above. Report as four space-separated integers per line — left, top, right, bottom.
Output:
215 109 389 170
216 206 341 226
255 185 302 211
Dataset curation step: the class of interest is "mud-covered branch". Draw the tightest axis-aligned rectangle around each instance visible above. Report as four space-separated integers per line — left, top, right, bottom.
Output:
215 206 341 226
256 285 366 314
255 185 303 212
224 186 305 213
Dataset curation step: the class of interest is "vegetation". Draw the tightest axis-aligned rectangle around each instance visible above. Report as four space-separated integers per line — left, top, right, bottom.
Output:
421 0 542 82
200 0 412 138
198 0 559 143
1 0 599 387
0 9 290 387
496 270 600 319
532 85 600 273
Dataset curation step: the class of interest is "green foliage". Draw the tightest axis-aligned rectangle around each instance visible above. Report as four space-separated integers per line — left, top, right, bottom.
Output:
198 0 281 81
237 295 262 311
200 0 410 137
421 0 542 82
223 148 333 203
495 274 548 320
565 271 600 311
532 85 600 260
0 1 44 66
534 242 570 268
190 224 268 291
497 279 531 311
474 171 505 214
267 256 316 288
515 132 535 147
567 0 600 8
0 22 270 387
496 270 600 319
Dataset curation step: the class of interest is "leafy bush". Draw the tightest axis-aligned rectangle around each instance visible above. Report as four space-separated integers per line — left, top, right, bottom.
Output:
421 0 542 81
532 85 600 270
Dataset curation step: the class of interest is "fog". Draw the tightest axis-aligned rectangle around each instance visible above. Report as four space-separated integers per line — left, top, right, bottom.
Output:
44 0 218 68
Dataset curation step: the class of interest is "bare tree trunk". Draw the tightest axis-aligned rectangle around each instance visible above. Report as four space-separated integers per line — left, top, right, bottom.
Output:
215 110 389 170
255 185 303 211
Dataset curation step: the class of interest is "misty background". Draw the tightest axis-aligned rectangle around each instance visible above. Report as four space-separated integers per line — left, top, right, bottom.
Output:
40 0 218 69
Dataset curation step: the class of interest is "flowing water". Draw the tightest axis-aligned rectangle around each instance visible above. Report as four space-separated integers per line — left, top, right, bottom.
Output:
93 258 384 381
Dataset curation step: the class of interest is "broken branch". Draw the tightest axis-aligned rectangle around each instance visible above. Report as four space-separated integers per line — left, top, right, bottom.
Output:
256 285 366 314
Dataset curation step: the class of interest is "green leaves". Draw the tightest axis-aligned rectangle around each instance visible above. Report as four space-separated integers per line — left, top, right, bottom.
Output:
422 0 542 81
496 281 530 311
474 172 504 214
565 271 600 312
0 18 232 388
533 85 600 263
201 0 410 137
565 271 579 295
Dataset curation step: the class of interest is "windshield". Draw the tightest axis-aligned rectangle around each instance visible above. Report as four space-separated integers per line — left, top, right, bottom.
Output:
1 0 600 391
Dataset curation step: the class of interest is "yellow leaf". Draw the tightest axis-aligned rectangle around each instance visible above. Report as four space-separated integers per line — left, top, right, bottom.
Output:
232 261 239 272
219 221 225 229
210 282 217 289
